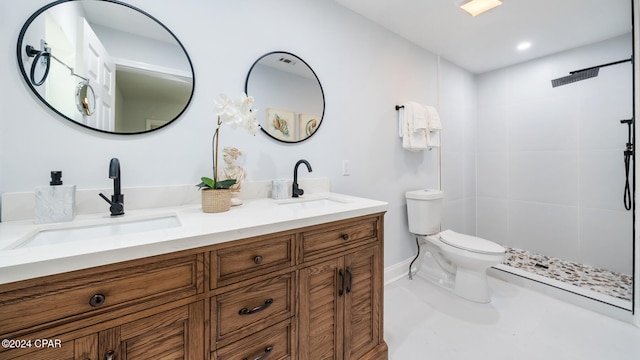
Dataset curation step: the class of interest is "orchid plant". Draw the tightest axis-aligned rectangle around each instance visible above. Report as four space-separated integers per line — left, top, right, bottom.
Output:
198 93 259 190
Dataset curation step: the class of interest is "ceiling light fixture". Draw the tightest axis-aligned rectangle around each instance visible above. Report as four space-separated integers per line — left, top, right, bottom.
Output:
459 0 503 17
517 42 531 51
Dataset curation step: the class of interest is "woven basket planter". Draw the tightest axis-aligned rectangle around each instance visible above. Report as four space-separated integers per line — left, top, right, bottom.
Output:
201 189 231 213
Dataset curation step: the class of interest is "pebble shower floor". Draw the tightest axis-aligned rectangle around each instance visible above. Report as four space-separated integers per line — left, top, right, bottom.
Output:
503 248 632 302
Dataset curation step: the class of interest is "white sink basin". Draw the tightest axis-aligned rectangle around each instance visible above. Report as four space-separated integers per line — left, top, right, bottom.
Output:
12 215 181 249
276 197 347 210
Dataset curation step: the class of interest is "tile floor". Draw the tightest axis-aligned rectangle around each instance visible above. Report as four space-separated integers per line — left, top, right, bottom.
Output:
384 276 640 360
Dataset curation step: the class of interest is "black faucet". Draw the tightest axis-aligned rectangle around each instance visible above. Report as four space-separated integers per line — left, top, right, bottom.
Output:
99 158 124 216
292 159 312 198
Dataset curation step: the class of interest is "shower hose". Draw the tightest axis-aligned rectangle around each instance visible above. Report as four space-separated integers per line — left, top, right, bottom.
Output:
624 148 632 211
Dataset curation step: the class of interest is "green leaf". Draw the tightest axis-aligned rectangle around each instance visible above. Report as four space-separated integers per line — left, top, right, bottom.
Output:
196 177 215 189
215 179 237 189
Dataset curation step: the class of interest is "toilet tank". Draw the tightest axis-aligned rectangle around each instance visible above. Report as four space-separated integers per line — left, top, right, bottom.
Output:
405 189 443 235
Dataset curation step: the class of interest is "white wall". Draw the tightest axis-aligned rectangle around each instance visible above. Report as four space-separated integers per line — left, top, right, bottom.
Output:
0 0 476 269
476 34 633 274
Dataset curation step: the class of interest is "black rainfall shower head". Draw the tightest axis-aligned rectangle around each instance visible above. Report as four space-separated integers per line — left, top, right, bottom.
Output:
551 67 599 87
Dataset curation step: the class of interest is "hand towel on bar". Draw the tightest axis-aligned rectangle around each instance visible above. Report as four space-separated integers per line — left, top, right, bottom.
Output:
399 102 428 151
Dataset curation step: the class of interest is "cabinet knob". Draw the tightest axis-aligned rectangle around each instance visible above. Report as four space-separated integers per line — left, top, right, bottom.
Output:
254 255 263 265
104 350 115 360
341 234 349 241
89 293 106 307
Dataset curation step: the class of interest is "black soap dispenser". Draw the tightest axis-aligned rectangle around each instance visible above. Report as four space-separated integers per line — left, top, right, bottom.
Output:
34 171 77 224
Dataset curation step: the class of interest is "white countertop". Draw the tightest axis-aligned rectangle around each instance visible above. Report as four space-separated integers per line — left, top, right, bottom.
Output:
0 192 387 285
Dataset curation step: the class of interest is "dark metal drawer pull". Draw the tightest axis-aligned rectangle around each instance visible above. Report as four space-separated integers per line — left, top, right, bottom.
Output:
338 269 345 296
254 255 263 265
244 346 273 360
239 299 273 315
89 293 106 307
346 267 353 294
341 234 349 240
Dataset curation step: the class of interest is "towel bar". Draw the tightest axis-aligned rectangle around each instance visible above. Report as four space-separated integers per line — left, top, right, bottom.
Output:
395 105 404 110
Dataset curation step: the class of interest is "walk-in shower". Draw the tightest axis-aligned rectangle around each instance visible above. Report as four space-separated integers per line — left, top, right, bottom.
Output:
476 30 635 312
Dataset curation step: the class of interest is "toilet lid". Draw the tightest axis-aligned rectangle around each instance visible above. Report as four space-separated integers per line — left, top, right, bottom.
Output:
438 230 505 255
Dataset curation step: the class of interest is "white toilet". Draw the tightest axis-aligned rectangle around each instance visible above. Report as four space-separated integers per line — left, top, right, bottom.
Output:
406 189 506 303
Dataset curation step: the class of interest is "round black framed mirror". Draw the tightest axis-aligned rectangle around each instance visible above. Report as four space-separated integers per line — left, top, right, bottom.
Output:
245 51 324 143
17 0 195 135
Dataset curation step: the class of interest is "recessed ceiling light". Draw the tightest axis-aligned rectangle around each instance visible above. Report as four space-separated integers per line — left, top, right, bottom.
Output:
459 0 503 16
517 42 531 51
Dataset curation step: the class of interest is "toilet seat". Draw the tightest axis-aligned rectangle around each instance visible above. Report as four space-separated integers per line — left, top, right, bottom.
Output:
438 230 505 255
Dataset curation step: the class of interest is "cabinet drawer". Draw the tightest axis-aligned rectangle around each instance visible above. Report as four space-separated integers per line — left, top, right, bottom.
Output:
215 319 294 360
213 273 294 346
300 216 379 261
0 254 201 335
211 233 294 288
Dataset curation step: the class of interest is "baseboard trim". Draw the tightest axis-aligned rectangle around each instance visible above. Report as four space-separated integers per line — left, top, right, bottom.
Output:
384 257 413 286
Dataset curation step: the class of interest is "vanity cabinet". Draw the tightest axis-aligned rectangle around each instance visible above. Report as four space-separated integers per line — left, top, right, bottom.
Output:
0 253 205 360
1 301 204 360
298 216 384 360
0 212 386 360
210 232 297 359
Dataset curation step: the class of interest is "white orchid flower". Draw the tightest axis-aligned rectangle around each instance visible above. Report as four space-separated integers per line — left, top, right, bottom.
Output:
209 93 260 185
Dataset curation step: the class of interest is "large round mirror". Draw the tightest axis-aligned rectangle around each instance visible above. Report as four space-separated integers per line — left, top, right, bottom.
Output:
245 51 324 143
17 0 195 134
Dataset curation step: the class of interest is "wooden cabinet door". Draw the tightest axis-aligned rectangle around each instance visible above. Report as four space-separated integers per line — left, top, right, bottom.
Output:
298 246 381 360
344 246 381 360
114 301 204 360
0 333 97 360
1 341 75 360
1 302 204 360
298 257 345 360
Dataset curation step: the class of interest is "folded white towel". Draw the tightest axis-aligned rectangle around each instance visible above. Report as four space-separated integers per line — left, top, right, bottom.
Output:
425 106 442 130
409 102 428 130
399 102 428 151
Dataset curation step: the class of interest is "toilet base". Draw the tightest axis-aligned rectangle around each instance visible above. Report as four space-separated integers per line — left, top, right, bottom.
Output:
455 267 491 303
416 251 493 304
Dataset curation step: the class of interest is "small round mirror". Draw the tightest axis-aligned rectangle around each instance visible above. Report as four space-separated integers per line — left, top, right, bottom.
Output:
245 51 324 143
76 82 95 116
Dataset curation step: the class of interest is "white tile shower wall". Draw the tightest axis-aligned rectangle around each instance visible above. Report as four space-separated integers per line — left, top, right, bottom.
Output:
439 60 477 236
476 34 633 274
